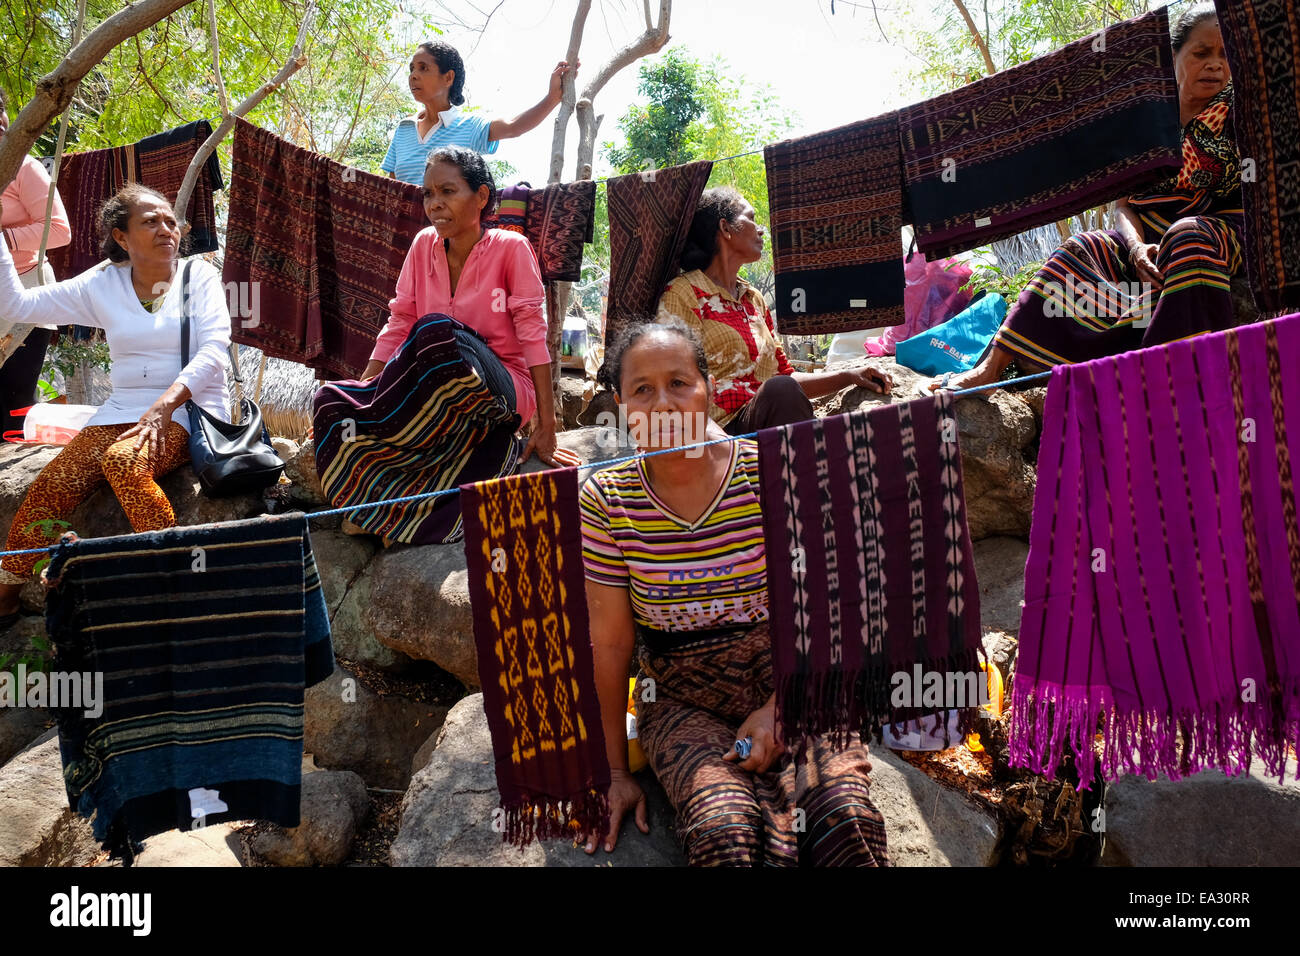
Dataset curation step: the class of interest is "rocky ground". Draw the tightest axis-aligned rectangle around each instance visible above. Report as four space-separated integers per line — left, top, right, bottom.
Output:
2 358 1298 867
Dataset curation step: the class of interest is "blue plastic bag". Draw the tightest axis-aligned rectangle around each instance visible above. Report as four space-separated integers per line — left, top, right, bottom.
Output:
894 292 1007 376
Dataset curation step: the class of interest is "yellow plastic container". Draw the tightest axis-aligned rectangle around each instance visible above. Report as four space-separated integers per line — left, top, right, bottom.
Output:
965 661 1004 753
626 678 647 772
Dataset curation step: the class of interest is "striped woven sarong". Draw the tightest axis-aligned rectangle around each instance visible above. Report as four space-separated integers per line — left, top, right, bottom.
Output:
899 8 1182 259
460 468 610 846
313 314 521 545
1009 313 1300 787
764 112 905 335
44 514 333 859
1214 0 1300 312
757 391 983 749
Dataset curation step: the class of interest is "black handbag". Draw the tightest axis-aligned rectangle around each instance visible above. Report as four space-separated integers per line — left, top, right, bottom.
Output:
179 261 285 497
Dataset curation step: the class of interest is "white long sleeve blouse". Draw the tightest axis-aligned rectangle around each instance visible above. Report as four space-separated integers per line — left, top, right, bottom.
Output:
0 239 230 432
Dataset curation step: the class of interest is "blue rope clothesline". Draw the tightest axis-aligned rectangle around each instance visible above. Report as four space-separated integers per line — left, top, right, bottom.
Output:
0 369 1053 560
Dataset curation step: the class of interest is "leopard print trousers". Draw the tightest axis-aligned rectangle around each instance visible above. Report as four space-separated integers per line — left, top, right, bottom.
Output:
1 421 191 582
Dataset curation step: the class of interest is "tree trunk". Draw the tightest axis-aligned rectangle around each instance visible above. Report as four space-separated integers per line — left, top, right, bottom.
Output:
0 0 199 188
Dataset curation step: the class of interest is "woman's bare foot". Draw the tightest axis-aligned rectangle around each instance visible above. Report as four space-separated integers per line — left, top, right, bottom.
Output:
0 582 23 621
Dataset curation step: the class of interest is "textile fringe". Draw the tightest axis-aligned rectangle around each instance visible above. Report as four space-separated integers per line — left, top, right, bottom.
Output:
1008 678 1300 790
501 788 611 850
775 647 982 752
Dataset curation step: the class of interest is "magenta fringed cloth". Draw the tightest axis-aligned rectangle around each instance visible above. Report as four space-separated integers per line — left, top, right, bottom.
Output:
757 391 983 748
1010 313 1300 788
460 468 611 846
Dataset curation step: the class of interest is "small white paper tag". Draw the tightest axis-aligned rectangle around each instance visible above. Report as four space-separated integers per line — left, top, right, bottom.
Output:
975 216 992 227
188 787 229 819
848 298 869 308
625 711 639 741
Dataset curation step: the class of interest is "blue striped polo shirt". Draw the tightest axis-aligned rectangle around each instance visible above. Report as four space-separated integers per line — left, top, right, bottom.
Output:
381 112 498 184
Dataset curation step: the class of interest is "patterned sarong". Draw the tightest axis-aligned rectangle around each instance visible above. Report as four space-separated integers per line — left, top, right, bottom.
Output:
45 120 223 280
312 315 521 545
1214 0 1300 312
523 179 597 282
757 391 983 749
223 118 426 379
764 112 905 335
899 8 1182 259
460 467 610 847
44 514 333 860
606 160 714 346
1009 313 1300 787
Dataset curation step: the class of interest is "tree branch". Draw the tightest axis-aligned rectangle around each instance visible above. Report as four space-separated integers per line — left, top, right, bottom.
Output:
207 0 231 117
174 4 315 230
952 0 996 75
0 0 200 189
547 0 592 184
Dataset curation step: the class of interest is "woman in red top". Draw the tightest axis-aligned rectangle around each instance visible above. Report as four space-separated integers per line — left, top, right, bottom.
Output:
656 187 893 434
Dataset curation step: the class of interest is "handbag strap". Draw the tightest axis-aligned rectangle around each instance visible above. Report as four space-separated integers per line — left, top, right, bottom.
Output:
179 259 196 368
179 260 245 388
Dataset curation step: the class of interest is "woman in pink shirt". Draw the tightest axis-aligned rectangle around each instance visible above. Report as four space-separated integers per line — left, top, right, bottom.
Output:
0 89 72 433
313 146 577 545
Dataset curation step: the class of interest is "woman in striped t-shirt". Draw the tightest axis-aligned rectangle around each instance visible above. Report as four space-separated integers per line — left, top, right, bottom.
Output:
579 319 890 867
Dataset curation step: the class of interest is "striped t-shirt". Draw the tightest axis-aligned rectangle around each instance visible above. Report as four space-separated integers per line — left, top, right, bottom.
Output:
579 439 769 632
381 112 498 185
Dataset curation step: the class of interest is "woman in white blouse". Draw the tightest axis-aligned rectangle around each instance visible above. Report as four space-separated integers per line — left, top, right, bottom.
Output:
0 184 230 628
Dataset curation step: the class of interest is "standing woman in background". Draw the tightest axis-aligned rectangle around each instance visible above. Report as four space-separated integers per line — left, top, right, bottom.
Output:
382 40 578 185
0 89 72 433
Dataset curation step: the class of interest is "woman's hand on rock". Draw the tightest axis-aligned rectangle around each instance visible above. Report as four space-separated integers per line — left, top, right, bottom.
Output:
521 414 581 468
584 768 647 854
845 364 894 395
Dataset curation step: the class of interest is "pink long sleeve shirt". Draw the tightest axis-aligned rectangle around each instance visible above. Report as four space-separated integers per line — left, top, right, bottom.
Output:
1 156 71 275
371 226 548 422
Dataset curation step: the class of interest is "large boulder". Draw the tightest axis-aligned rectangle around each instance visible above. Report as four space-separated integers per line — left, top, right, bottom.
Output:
972 536 1030 678
0 616 53 766
0 732 100 866
866 745 1001 866
134 824 245 867
283 438 328 508
827 358 1039 540
304 665 448 790
1100 763 1300 867
250 769 370 866
391 694 686 867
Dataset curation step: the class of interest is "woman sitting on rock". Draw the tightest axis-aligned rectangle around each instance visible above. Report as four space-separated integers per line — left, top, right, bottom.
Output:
0 185 230 629
579 318 891 867
312 145 578 546
931 5 1244 392
654 186 893 434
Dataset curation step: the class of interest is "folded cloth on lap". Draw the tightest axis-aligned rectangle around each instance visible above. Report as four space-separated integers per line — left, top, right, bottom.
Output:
43 513 333 860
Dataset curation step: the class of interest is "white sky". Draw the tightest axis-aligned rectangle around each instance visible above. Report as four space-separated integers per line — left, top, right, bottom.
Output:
398 0 921 183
